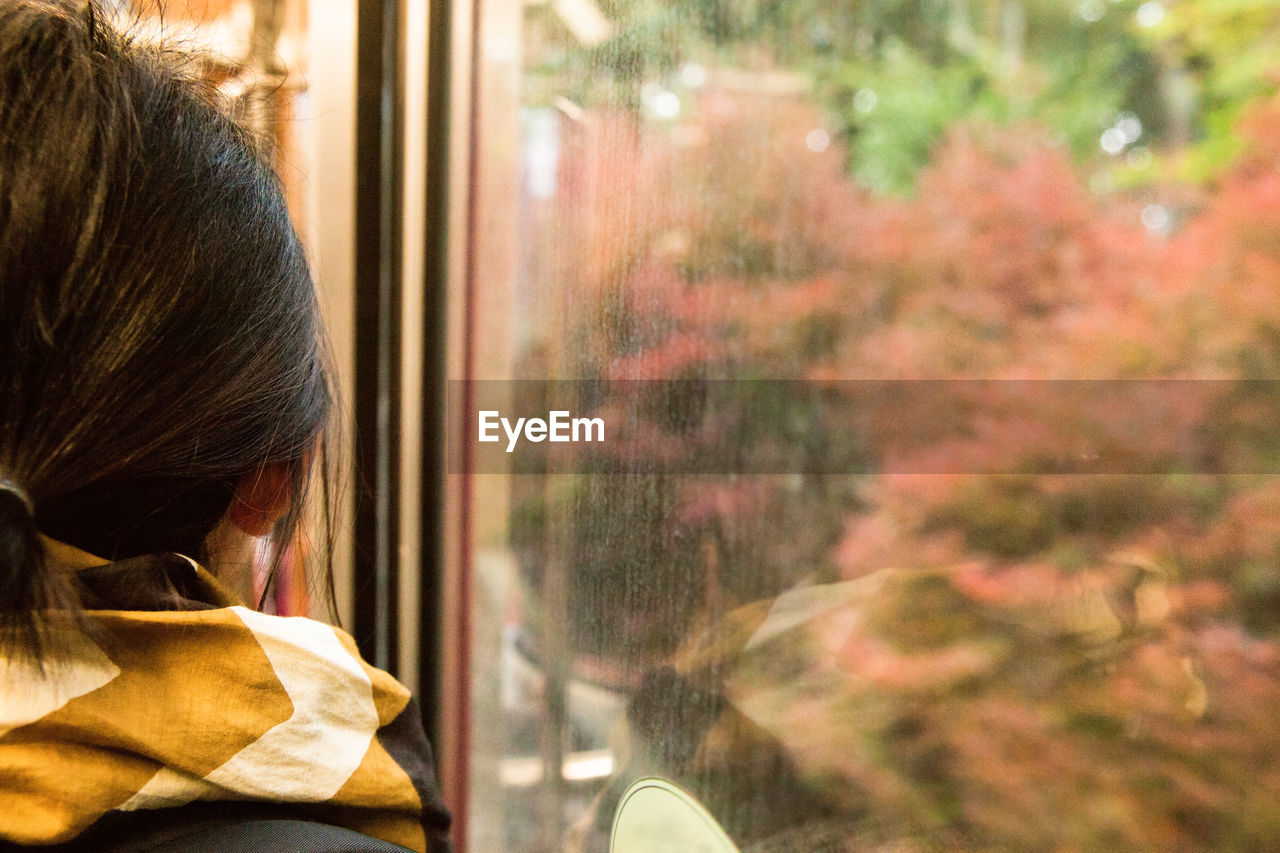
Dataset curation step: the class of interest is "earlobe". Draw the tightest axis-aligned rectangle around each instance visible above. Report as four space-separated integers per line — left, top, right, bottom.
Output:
229 464 292 537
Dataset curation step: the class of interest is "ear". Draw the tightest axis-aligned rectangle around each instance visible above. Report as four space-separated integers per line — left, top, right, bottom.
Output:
229 463 293 537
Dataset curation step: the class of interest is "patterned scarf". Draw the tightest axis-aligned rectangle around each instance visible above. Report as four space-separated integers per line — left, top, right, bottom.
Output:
0 542 451 852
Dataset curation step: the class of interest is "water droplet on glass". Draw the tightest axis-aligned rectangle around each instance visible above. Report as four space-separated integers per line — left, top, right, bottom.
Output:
680 63 707 88
853 88 877 115
1136 1 1165 27
1116 112 1142 143
652 91 681 119
805 129 831 152
1100 127 1127 155
1141 203 1170 233
1077 0 1105 22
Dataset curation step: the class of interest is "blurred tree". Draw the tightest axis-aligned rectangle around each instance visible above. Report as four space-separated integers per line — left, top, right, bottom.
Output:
528 0 1280 194
514 3 1280 847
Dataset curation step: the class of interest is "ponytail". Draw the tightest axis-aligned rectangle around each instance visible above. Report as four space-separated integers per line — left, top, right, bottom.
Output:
0 479 72 662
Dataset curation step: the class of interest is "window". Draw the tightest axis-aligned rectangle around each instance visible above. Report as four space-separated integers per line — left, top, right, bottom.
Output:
453 2 1280 851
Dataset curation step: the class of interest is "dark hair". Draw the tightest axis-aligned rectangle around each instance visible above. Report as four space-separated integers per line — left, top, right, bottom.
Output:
0 1 333 658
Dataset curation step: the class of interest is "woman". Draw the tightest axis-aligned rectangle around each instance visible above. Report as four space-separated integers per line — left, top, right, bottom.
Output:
0 2 451 850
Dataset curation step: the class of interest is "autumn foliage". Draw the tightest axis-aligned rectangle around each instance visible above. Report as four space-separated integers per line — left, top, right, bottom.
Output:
528 87 1280 848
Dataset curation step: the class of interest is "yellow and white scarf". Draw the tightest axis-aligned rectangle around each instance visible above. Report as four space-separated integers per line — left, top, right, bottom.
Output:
0 544 450 851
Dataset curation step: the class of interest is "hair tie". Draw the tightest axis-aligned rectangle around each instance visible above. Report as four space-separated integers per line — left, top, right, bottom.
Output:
0 479 34 517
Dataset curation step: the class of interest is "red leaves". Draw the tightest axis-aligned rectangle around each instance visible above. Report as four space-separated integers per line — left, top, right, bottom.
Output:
534 87 1280 846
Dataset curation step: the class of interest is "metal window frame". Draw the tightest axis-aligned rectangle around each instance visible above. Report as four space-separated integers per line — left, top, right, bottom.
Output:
352 0 405 676
351 0 476 845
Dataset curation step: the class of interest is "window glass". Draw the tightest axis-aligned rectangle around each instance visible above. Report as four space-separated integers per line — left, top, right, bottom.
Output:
466 2 1280 850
